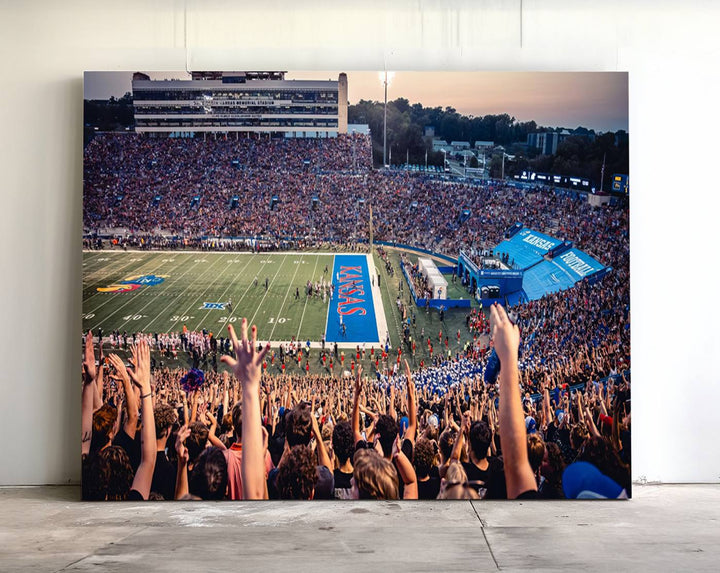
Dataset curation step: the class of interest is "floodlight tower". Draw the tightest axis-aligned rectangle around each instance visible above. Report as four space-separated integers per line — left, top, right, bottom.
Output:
380 71 394 167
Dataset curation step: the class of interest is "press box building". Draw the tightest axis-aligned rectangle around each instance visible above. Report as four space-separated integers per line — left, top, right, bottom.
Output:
131 71 348 138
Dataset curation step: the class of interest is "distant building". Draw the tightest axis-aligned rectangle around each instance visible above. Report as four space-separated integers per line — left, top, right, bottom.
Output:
132 71 348 138
424 126 435 138
432 138 448 151
474 141 494 151
450 141 471 150
527 129 595 155
527 130 568 155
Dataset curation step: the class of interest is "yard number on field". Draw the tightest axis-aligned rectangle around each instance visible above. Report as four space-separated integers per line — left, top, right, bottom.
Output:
170 315 193 322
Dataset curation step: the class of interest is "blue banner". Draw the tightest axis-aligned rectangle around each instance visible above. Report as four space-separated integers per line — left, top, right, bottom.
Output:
554 248 605 279
515 228 562 255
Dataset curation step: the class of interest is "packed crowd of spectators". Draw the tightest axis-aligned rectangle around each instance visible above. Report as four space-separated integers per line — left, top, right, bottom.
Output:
83 133 373 240
83 133 627 272
82 132 630 501
82 306 630 502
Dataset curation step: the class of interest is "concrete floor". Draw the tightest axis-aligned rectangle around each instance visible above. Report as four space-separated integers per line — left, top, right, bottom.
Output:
0 485 718 572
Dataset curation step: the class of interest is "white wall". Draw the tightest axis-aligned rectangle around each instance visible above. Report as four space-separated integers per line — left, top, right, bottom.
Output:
1 0 718 485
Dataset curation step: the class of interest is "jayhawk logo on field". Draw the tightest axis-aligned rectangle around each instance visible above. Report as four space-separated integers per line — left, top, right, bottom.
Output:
97 274 167 293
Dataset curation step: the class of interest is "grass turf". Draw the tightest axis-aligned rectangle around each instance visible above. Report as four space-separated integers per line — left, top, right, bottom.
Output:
83 251 334 342
82 248 488 375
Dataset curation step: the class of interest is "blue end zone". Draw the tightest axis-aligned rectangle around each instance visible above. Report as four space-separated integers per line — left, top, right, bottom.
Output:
325 254 379 343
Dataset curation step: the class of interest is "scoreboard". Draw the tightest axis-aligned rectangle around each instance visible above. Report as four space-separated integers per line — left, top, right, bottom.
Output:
514 172 594 191
612 174 629 193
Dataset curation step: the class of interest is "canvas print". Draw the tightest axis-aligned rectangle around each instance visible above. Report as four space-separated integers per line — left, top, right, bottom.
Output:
81 70 630 501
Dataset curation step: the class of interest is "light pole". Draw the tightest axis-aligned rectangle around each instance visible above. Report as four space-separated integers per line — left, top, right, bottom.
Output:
500 152 515 180
383 71 387 166
383 71 388 167
381 71 394 167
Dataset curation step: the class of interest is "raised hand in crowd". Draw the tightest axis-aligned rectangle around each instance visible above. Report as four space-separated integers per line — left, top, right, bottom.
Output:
128 339 156 500
221 319 270 499
491 303 537 499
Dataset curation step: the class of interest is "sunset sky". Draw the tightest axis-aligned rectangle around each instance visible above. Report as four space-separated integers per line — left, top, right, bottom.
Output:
85 70 628 133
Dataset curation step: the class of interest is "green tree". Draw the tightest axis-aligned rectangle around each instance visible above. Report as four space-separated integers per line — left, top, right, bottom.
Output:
348 99 627 176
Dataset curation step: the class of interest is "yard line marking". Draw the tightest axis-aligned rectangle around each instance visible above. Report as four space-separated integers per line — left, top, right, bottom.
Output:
190 253 258 331
248 254 289 331
150 252 241 332
89 253 207 331
296 254 321 340
215 255 277 329
81 252 117 277
82 251 104 261
136 254 229 332
269 254 304 341
81 250 118 271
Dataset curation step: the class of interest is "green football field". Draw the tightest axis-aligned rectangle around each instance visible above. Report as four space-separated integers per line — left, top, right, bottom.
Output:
82 251 337 342
83 248 484 372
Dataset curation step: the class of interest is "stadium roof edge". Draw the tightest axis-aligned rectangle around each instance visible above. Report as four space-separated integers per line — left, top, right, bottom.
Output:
132 79 339 90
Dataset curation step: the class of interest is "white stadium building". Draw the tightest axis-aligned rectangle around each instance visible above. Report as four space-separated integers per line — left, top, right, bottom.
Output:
131 71 348 138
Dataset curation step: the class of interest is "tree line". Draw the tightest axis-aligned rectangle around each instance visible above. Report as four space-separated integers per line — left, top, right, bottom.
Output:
348 98 628 190
84 92 134 145
348 98 539 167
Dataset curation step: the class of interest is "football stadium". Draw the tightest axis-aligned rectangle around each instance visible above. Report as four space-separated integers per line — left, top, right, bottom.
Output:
81 71 631 501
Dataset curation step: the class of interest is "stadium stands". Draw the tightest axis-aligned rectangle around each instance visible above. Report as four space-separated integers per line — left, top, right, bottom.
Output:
81 130 631 502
